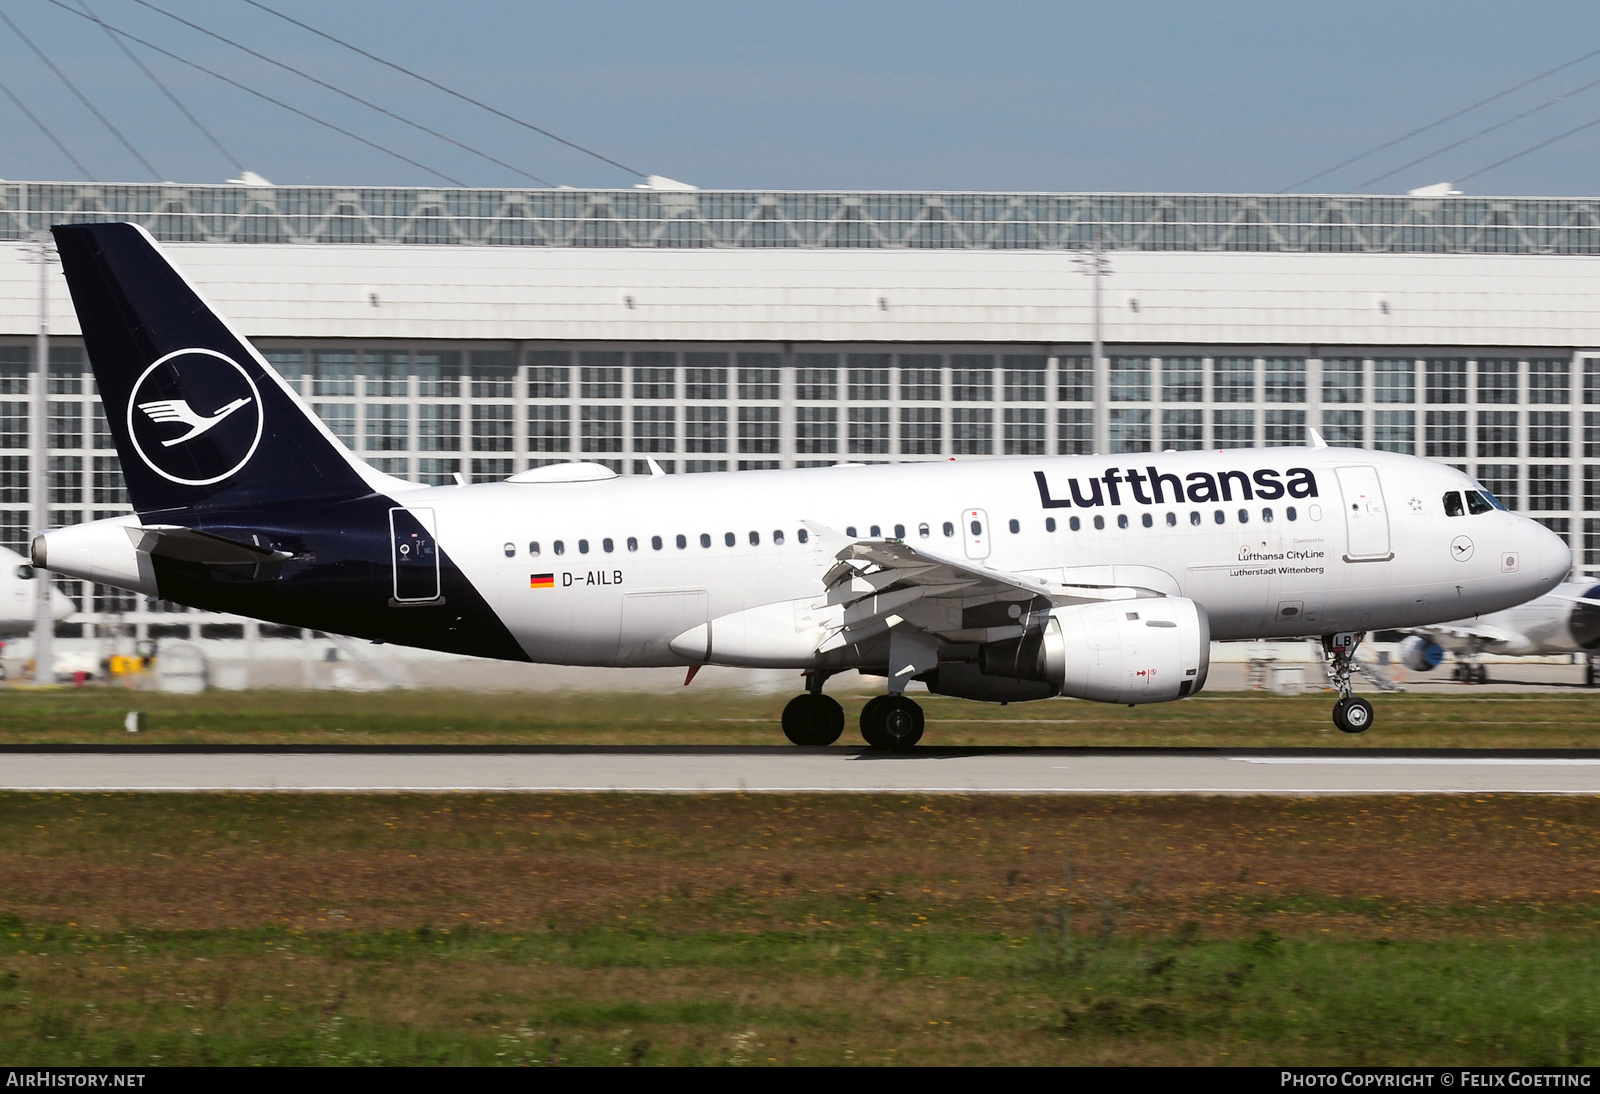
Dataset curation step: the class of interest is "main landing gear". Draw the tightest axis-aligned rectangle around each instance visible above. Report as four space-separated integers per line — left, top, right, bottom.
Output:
1323 631 1376 735
780 672 925 750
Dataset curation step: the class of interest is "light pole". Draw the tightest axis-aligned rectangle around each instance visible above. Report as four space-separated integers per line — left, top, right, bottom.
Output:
31 230 54 684
1075 230 1111 455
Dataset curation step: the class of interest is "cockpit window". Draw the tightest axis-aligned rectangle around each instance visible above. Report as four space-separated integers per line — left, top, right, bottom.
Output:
1464 490 1494 515
1443 491 1465 517
14 564 32 580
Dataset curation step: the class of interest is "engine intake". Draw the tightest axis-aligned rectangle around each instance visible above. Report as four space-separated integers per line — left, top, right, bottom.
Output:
976 597 1210 704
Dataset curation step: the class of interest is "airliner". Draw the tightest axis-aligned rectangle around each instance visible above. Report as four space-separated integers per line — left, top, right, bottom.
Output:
0 545 75 639
34 224 1570 746
1399 579 1600 685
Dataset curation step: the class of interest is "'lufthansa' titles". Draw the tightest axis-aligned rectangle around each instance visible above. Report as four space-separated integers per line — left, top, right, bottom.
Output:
1034 466 1318 509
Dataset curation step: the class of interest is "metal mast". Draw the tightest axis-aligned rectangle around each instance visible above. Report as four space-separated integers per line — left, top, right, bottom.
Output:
31 230 53 684
1077 231 1111 455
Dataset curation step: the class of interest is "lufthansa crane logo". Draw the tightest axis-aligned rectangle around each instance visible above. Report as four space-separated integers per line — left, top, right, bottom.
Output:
127 348 264 486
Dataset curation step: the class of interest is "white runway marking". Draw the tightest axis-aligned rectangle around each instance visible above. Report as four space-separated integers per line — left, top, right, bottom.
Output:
1 749 1599 794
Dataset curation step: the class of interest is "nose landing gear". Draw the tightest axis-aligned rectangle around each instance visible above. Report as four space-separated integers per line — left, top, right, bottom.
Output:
1323 631 1376 734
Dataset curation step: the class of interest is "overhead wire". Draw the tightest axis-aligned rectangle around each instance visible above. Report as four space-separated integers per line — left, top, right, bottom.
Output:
122 0 552 185
0 4 163 180
1457 110 1600 185
1279 45 1600 193
1355 70 1600 191
0 73 94 179
75 0 244 175
43 0 467 186
240 0 645 180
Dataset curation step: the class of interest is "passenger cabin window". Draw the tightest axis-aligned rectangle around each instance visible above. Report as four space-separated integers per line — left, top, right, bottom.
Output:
1166 513 1177 527
1238 509 1249 524
724 532 736 547
970 520 982 535
700 534 711 548
1189 512 1201 525
554 540 565 555
942 522 954 537
1070 516 1081 531
894 524 906 539
1213 510 1225 525
749 531 760 546
651 536 663 550
1141 513 1152 528
1262 508 1274 523
627 537 638 551
1046 517 1056 532
846 526 857 537
578 539 590 554
1117 514 1129 529
797 529 809 544
919 523 931 538
676 534 687 549
1444 491 1465 517
1286 506 1298 521
870 525 881 537
1093 515 1105 530
602 538 614 553
773 530 785 545
529 541 540 556
1464 490 1494 515
503 542 515 557
1008 519 1020 533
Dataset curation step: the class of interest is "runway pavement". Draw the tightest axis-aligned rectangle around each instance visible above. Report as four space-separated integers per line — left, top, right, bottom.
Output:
2 746 1600 794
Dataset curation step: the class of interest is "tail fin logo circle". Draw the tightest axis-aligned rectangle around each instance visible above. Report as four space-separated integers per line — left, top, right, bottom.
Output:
127 348 264 486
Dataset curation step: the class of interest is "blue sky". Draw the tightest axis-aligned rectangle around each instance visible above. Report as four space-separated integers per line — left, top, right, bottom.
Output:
1 0 1597 194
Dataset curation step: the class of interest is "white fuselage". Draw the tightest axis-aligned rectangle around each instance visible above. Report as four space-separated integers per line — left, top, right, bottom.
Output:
407 446 1567 668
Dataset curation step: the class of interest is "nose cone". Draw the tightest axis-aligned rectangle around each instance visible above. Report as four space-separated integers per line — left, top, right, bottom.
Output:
50 586 76 622
1527 518 1572 596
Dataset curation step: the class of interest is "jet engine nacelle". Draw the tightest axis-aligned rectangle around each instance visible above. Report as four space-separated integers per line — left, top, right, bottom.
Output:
977 597 1210 704
1398 635 1445 672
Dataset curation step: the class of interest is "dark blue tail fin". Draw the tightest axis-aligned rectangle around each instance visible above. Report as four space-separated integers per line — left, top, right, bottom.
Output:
52 223 379 517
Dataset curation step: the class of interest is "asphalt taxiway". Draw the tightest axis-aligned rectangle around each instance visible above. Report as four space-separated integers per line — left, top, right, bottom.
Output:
2 746 1599 794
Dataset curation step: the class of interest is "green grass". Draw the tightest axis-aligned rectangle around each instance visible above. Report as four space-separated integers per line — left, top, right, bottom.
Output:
0 687 1597 748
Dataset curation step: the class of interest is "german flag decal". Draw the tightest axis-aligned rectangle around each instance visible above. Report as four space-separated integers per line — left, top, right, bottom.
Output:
530 573 555 589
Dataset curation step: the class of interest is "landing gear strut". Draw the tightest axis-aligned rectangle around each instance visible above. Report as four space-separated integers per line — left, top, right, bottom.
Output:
1323 631 1375 735
781 671 844 746
859 693 924 751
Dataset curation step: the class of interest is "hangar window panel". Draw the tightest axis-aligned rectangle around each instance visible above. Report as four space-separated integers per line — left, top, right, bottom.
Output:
1058 409 1092 455
1588 520 1600 566
418 404 461 451
900 407 942 455
1322 358 1363 404
1213 357 1255 403
1585 411 1600 458
685 406 728 453
1372 359 1415 404
263 349 306 394
684 358 729 400
0 347 29 395
1212 409 1255 448
795 407 838 454
1585 468 1600 512
314 403 356 447
48 348 83 393
1263 358 1306 403
1476 465 1519 510
580 406 624 453
528 406 570 452
91 403 113 449
364 351 410 397
1373 409 1415 454
1476 411 1518 459
0 402 26 450
1109 357 1151 402
48 455 82 504
795 360 838 401
1477 359 1518 405
94 584 138 614
1528 359 1570 404
526 351 572 398
1263 408 1305 446
1528 465 1570 512
1109 408 1151 453
1057 355 1092 402
848 406 890 454
1585 358 1600 404
417 352 461 398
1321 409 1364 447
471 405 514 452
1003 356 1047 401
417 458 460 486
738 407 780 454
737 367 780 400
1005 408 1047 454
1424 359 1467 405
367 457 408 478
847 359 891 401
951 408 993 455
311 352 357 397
1528 411 1570 458
1424 411 1467 459
899 355 942 401
471 458 513 483
684 459 727 473
1161 357 1203 403
632 353 676 399
0 455 25 503
1535 516 1571 547
579 358 624 400
1161 408 1203 450
633 405 675 453
0 510 27 553
469 351 516 398
366 404 409 451
48 402 82 450
951 355 994 401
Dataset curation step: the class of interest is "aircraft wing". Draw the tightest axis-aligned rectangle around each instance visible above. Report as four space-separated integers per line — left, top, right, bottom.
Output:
1412 620 1528 651
817 538 1153 651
